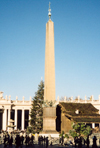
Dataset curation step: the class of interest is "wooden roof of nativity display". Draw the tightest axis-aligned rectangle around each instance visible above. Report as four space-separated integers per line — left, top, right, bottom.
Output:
59 102 100 123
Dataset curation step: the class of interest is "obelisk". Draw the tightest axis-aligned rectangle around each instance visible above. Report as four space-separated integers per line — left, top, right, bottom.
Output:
44 3 55 102
42 3 57 133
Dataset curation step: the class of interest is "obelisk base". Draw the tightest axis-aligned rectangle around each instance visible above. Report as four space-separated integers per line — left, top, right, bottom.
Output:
41 107 58 134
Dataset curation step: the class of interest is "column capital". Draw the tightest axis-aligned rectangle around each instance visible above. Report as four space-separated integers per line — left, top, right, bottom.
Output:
22 107 25 110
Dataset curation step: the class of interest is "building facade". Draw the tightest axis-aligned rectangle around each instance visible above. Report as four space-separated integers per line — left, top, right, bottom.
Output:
0 92 32 131
1 90 100 132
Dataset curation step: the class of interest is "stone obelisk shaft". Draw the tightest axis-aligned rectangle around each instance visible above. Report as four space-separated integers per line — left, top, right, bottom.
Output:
44 19 55 101
41 4 57 134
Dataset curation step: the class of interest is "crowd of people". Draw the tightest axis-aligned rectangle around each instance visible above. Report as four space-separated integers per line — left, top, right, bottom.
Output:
59 134 99 148
1 132 34 147
74 135 99 148
0 131 49 148
0 131 100 148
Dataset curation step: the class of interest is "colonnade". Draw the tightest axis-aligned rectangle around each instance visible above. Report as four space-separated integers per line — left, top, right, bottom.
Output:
2 108 31 131
0 92 32 131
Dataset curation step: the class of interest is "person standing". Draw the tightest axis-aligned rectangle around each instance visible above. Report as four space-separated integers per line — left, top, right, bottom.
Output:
86 136 90 148
92 136 97 148
46 137 49 148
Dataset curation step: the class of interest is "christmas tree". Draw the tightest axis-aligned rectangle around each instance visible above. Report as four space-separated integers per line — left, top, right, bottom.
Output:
29 80 44 133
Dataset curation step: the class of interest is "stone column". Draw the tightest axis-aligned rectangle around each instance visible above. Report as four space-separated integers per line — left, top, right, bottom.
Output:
15 109 17 130
8 109 11 125
7 108 11 130
92 123 95 129
22 109 25 130
29 109 31 126
3 109 7 131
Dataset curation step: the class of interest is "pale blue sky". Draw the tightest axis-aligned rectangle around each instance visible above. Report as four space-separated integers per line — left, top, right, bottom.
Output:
0 0 100 101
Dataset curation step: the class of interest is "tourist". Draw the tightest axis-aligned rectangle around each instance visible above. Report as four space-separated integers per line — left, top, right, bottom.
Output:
74 137 78 148
41 136 43 145
25 135 29 145
9 135 13 146
4 134 8 147
78 136 82 148
46 137 49 148
38 136 40 145
59 135 61 145
20 134 24 146
61 134 64 145
30 134 34 145
15 135 21 148
43 136 46 145
92 136 97 148
64 136 67 146
27 135 30 145
86 136 90 148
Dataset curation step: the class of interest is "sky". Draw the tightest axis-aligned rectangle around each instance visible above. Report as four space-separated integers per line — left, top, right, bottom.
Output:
0 0 100 101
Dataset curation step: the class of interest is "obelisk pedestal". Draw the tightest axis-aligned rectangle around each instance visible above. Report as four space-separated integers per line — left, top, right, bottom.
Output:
43 107 57 133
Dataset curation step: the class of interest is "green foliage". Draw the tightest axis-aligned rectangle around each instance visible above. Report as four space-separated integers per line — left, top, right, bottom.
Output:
27 126 33 133
69 122 92 138
29 80 44 134
64 134 69 139
82 125 92 137
69 130 79 138
59 131 69 139
43 100 56 107
59 131 64 137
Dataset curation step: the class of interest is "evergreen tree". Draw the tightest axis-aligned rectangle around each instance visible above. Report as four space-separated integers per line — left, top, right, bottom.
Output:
29 80 44 133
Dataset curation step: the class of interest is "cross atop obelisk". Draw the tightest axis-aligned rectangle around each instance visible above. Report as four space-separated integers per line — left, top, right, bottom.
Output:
44 3 56 101
48 2 51 20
